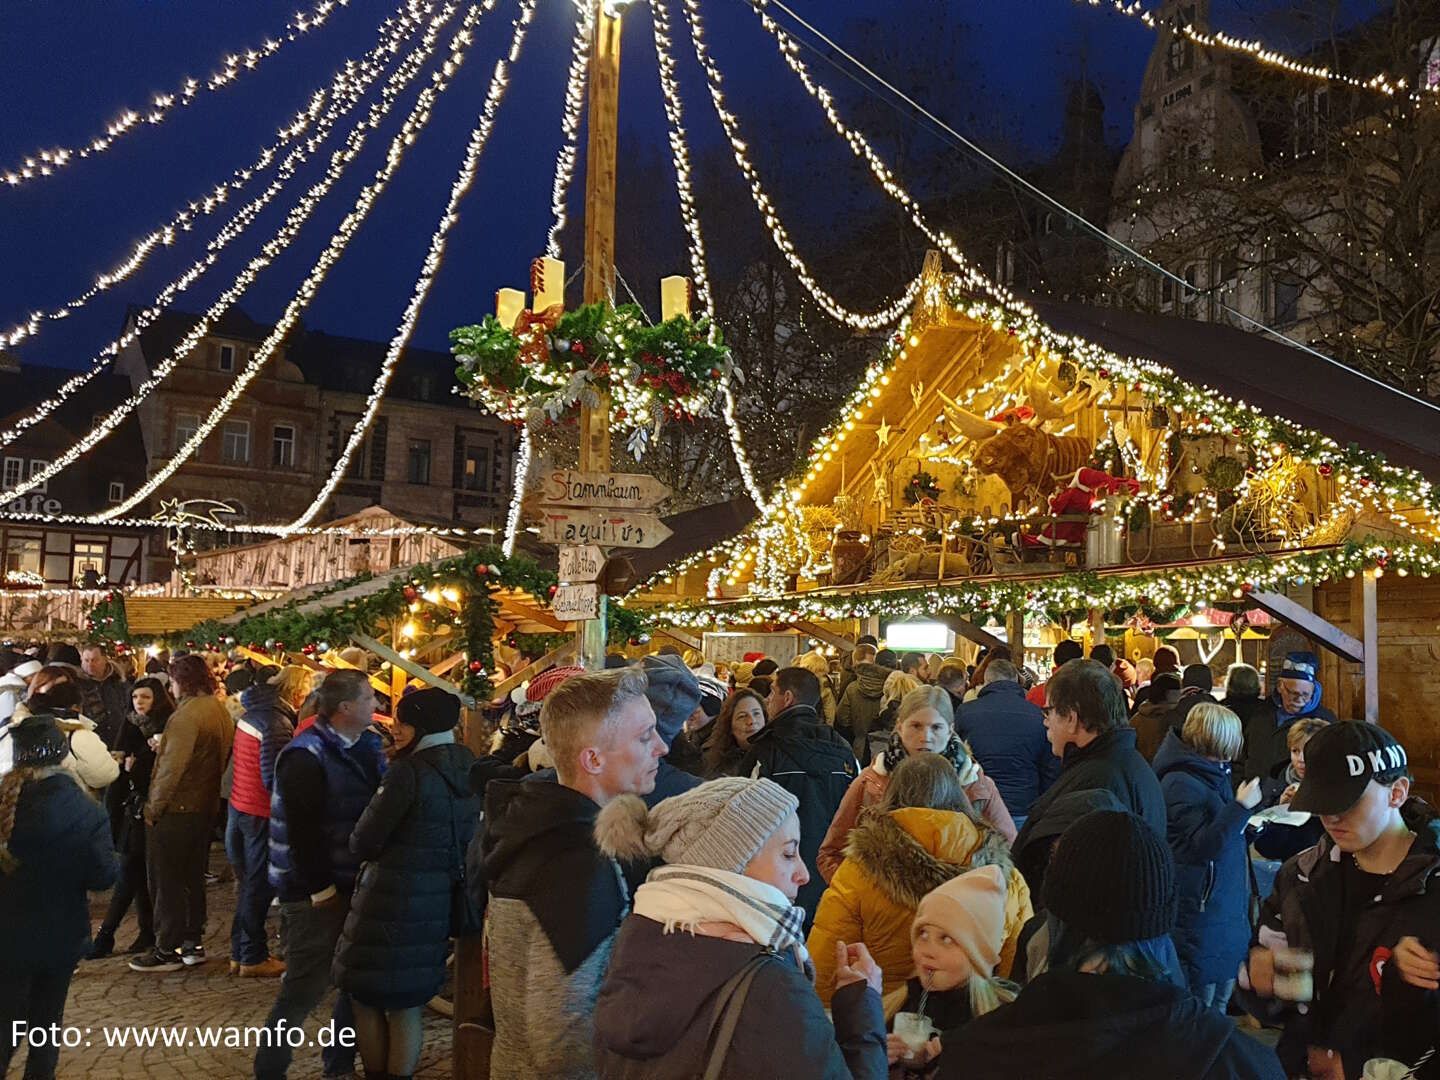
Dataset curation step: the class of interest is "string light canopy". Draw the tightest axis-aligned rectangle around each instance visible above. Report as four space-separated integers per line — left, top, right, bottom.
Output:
0 0 435 353
2 0 360 189
287 0 543 532
0 2 475 508
0 1 449 453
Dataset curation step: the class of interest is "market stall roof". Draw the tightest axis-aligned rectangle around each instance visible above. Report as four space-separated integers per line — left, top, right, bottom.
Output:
1031 299 1440 479
629 496 758 580
125 596 258 637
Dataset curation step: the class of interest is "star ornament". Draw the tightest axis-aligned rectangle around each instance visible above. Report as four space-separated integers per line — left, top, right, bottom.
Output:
876 418 892 447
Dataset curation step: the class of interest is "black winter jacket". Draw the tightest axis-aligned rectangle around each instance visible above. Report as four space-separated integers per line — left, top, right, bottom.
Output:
1241 799 1440 1078
594 913 887 1080
1235 691 1336 794
738 704 858 923
333 739 479 1009
0 770 119 969
82 668 133 750
1013 726 1167 893
940 969 1284 1079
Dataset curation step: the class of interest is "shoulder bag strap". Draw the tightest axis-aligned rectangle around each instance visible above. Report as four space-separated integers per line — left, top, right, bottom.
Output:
702 951 771 1080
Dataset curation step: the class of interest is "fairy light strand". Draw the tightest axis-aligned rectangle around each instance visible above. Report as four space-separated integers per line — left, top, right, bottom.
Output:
287 0 539 533
0 4 445 453
95 5 493 522
501 423 532 557
543 2 594 260
651 0 781 516
0 3 467 504
3 0 359 189
677 0 922 330
1 0 434 351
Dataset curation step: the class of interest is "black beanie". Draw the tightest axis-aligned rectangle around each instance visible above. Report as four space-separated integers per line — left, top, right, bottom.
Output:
1044 810 1176 944
395 687 461 736
9 714 67 768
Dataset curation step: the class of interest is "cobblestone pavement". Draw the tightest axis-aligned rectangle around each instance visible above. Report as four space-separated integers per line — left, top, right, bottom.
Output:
9 848 454 1079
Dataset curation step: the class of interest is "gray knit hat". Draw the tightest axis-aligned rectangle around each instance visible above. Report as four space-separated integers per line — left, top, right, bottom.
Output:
595 778 798 873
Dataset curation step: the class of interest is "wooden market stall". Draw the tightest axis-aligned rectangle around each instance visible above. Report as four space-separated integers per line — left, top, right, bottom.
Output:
632 252 1440 796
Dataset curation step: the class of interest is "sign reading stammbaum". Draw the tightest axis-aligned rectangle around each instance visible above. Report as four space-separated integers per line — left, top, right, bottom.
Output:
541 469 672 510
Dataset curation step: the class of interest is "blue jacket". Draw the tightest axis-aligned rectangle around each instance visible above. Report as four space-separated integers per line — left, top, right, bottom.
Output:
1153 730 1252 988
0 771 118 969
956 681 1060 817
268 720 387 902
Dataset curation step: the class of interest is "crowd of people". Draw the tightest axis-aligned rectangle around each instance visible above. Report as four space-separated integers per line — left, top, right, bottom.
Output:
0 643 477 1080
467 638 1438 1079
1 633 1437 1079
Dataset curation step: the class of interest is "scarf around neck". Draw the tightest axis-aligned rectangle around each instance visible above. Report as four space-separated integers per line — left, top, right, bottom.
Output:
633 863 814 979
879 731 980 785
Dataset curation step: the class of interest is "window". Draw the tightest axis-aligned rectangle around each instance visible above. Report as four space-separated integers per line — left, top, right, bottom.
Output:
108 481 124 503
73 541 107 583
2 457 21 488
175 412 200 452
221 420 250 464
27 459 48 494
463 445 491 491
1274 279 1302 326
4 534 41 576
218 344 235 372
273 424 296 468
406 439 431 485
1160 276 1175 309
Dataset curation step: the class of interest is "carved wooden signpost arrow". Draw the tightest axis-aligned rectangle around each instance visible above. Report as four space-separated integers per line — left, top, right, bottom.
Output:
541 469 672 510
551 582 601 622
558 544 605 582
537 508 672 549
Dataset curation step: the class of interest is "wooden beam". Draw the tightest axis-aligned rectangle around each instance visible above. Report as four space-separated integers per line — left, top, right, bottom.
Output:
654 626 701 651
936 614 1004 651
491 640 578 700
1248 590 1364 664
353 632 474 707
497 596 569 633
1005 610 1025 656
1362 570 1379 723
792 619 855 654
431 651 465 678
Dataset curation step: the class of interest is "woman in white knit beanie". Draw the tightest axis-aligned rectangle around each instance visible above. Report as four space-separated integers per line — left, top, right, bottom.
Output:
592 778 888 1079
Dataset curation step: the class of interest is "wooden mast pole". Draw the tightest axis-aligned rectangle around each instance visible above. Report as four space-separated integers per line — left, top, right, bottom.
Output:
576 1 622 669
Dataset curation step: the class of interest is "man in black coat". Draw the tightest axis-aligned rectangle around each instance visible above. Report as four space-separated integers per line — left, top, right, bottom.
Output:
79 644 132 751
1236 651 1338 798
1014 659 1168 895
747 667 858 926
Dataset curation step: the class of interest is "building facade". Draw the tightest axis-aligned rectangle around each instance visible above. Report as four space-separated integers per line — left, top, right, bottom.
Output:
111 308 519 528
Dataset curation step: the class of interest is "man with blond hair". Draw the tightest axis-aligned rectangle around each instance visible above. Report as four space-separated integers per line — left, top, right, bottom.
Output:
482 668 663 1080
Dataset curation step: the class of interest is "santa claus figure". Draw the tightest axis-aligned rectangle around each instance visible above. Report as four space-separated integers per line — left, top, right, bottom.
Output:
1022 467 1140 548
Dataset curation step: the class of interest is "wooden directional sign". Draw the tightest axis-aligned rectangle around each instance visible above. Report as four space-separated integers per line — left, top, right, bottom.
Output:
559 545 605 582
541 469 672 510
551 583 601 622
538 508 672 549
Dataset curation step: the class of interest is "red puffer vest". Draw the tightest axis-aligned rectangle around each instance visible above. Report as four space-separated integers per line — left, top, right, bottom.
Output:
229 718 271 818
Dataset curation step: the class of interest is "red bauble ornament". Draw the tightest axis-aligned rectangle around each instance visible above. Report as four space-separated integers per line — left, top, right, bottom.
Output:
403 585 418 601
548 585 558 597
468 660 485 674
1318 463 1333 477
475 563 489 577
1240 582 1254 594
1098 368 1110 380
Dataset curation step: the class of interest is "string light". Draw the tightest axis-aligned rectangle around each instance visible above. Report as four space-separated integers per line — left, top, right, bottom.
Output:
2 0 360 189
1 4 467 503
0 505 497 538
95 5 493 522
676 0 924 331
650 0 774 516
287 0 539 533
544 1 594 260
1070 0 1440 103
747 0 1022 312
0 1 435 352
502 423 532 557
0 2 448 452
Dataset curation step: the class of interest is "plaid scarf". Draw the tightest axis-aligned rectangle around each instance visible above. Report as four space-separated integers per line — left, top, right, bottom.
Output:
633 864 813 979
880 731 979 784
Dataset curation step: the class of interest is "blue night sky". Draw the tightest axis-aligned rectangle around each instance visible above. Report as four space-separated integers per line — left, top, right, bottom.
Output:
0 0 1363 365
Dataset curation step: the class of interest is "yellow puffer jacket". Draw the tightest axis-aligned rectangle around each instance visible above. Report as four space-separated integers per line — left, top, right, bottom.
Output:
807 806 1032 1006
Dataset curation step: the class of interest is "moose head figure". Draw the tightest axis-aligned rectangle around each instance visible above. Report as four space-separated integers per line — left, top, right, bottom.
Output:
936 375 1096 509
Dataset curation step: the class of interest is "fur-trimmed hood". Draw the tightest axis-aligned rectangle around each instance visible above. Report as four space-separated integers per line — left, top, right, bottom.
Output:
842 806 1012 910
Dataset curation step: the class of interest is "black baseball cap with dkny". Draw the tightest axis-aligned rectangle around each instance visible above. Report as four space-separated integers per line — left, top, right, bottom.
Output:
1289 721 1409 816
